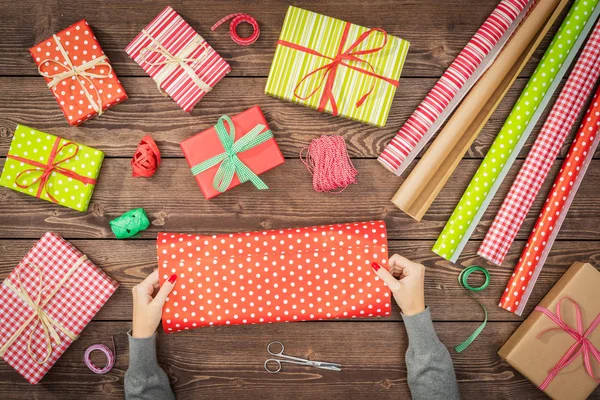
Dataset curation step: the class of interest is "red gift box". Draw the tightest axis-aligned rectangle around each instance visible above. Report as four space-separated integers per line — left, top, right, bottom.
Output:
157 221 390 332
0 233 119 384
180 106 284 199
29 20 128 126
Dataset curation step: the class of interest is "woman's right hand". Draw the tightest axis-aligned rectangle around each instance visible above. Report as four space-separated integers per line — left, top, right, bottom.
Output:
371 254 426 316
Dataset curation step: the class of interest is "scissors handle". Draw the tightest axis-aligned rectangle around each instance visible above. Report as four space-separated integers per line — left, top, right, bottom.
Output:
264 358 311 373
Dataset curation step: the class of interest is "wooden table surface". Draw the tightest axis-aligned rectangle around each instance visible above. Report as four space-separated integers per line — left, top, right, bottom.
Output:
1 0 599 398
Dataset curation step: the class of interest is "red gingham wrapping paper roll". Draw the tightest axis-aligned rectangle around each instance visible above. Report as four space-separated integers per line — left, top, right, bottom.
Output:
377 0 531 176
479 21 600 266
125 6 231 112
500 87 600 315
0 233 119 384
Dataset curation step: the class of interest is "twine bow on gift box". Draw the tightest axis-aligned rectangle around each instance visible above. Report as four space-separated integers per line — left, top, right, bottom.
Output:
139 30 212 95
7 138 97 203
190 115 274 192
277 22 399 116
535 297 600 389
37 34 113 116
0 257 87 364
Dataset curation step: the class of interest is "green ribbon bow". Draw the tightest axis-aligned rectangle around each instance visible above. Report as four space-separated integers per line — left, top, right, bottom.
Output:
190 115 274 192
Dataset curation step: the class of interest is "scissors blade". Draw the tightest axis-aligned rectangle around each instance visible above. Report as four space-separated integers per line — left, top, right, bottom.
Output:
311 361 343 370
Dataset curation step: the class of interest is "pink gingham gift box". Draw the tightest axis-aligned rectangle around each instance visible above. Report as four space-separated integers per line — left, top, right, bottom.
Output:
0 232 119 384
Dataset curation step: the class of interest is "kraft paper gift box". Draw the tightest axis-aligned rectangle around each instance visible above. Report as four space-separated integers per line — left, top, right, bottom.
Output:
180 106 284 199
265 6 410 127
125 6 231 112
0 125 104 212
498 262 600 400
157 221 390 332
0 232 119 384
30 19 128 126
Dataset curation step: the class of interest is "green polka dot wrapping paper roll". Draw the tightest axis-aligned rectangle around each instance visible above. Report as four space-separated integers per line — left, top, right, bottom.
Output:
432 0 600 263
0 125 104 212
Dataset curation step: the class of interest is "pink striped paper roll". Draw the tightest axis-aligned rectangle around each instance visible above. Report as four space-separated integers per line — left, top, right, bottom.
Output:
378 0 531 176
479 21 600 266
125 6 231 112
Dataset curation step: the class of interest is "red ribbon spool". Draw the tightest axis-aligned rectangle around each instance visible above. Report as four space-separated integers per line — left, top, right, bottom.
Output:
211 13 260 46
131 135 161 178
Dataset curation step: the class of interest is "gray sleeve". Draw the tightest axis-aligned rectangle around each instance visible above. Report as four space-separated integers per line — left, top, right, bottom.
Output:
402 307 461 400
124 332 176 400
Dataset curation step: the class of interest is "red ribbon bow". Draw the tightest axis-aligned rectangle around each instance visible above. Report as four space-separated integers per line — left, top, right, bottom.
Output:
8 137 97 203
277 22 399 116
535 297 600 390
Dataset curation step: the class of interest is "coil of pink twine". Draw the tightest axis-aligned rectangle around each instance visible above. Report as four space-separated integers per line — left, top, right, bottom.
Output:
84 337 116 374
300 135 358 193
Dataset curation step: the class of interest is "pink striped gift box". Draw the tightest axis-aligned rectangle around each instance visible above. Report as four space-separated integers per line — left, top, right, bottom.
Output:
378 0 531 176
478 21 600 266
125 6 231 112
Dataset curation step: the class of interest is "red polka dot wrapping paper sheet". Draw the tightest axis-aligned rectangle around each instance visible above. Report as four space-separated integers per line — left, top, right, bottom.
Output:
157 221 390 332
0 232 119 384
29 20 127 126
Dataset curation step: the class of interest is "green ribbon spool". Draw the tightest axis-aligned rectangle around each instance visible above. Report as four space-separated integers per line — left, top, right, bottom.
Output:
190 115 274 192
454 265 490 353
109 208 150 239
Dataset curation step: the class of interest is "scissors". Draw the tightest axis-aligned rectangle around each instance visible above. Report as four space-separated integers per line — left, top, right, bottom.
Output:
264 341 342 373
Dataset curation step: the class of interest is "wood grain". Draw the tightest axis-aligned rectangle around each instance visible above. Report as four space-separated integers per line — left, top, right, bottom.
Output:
1 0 599 398
0 0 563 78
2 77 596 159
0 320 561 399
1 158 599 240
1 239 597 322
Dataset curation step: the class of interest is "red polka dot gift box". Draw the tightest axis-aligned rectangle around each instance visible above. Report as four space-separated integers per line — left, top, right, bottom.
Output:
0 232 119 384
158 221 390 332
29 20 128 126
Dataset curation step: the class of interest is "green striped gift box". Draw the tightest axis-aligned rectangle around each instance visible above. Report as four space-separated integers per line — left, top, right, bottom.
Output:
265 6 409 127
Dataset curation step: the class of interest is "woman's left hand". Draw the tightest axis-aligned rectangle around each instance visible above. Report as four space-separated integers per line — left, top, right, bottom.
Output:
132 270 177 338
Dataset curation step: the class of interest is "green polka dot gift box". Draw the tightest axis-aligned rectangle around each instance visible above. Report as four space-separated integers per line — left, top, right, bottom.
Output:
0 125 103 211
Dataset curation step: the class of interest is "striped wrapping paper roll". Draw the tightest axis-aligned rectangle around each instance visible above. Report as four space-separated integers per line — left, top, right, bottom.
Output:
378 0 531 176
500 86 600 315
432 0 600 263
125 6 231 112
479 21 600 266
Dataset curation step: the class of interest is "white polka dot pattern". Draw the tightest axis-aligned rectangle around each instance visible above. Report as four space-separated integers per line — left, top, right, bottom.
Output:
432 0 600 263
29 20 127 126
157 221 390 332
0 125 104 212
500 89 600 315
479 22 600 266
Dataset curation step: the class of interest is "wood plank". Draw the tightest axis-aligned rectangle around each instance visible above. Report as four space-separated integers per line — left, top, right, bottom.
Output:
1 239 597 322
0 158 599 240
0 0 562 78
2 76 594 159
0 320 585 399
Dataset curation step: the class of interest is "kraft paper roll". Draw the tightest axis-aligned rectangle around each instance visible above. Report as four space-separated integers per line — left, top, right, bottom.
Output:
391 0 568 222
433 0 600 262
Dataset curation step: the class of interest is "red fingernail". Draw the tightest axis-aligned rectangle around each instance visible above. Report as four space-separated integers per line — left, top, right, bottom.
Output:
168 274 177 284
371 262 381 272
